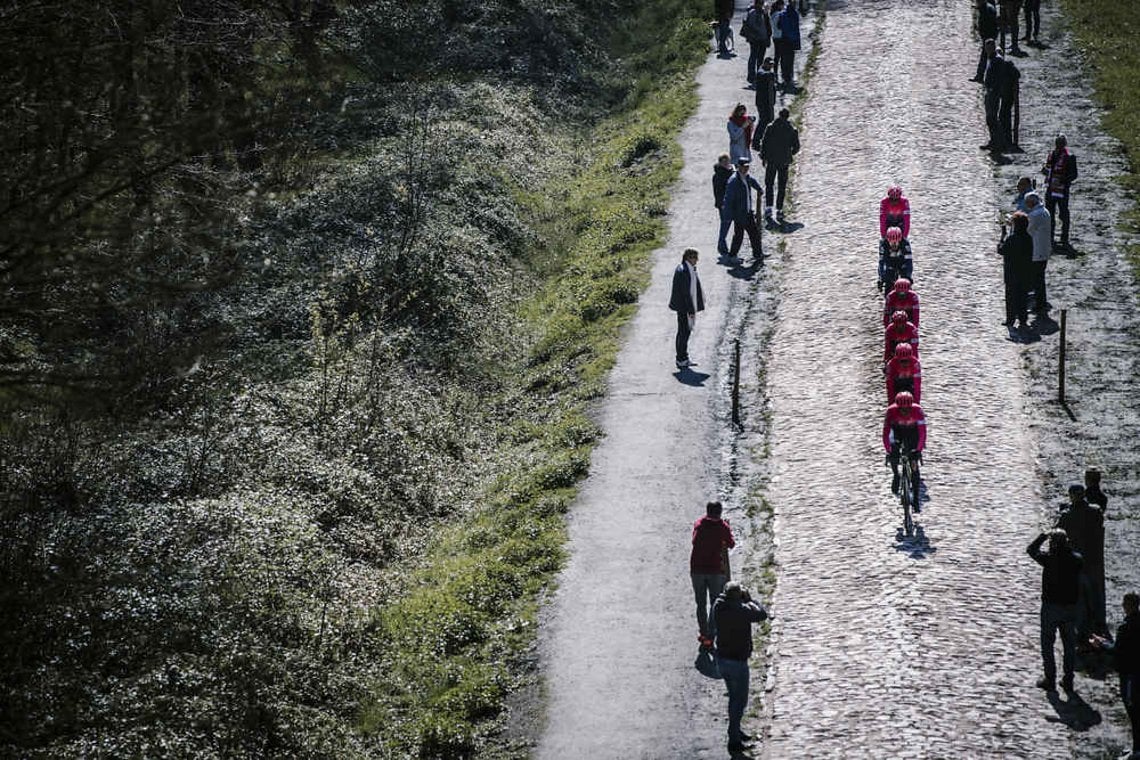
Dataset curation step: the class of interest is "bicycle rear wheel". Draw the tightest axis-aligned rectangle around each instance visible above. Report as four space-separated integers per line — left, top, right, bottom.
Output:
900 458 914 535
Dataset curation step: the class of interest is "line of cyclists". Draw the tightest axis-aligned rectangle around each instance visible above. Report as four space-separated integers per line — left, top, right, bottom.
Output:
878 186 928 511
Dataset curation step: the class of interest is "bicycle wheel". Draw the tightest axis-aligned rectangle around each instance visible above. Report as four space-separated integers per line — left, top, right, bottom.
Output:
911 463 922 513
900 459 914 536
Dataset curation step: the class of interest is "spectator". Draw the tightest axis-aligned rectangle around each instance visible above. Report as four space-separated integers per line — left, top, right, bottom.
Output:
690 501 735 648
753 57 778 150
999 0 1022 55
1090 592 1140 760
981 42 1007 151
972 3 999 82
741 0 771 86
727 103 755 164
668 248 704 370
713 154 734 255
1028 529 1083 693
1058 484 1107 640
998 210 1034 331
1025 192 1052 314
1041 134 1078 252
998 56 1020 150
1023 0 1041 44
775 0 801 93
769 0 786 88
715 0 734 56
1085 467 1108 511
722 157 764 264
760 107 800 226
710 581 769 754
1012 176 1033 212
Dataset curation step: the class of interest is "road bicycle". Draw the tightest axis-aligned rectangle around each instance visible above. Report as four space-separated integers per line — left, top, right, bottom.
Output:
897 441 922 536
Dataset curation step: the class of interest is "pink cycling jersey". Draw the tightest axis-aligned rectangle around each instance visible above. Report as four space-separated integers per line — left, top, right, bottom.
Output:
884 321 919 362
882 403 927 453
879 196 911 239
883 290 920 328
886 356 923 403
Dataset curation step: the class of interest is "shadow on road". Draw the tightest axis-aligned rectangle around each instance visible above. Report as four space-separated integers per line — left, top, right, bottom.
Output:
893 524 937 559
1032 314 1060 336
674 368 711 386
728 260 761 280
1045 689 1102 732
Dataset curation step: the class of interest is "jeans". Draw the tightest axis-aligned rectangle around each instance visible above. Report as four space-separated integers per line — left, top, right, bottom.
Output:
984 89 1002 147
730 214 763 259
1123 675 1139 752
1040 601 1078 685
765 163 789 211
717 656 750 744
717 19 731 54
747 41 766 83
691 573 726 636
1023 0 1040 39
675 311 692 363
717 216 733 254
777 41 795 88
1046 194 1070 245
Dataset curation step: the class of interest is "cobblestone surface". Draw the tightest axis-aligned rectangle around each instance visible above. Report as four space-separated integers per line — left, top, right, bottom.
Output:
758 0 1086 756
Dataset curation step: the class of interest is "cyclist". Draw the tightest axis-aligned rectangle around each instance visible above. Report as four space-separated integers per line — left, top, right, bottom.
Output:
878 226 913 291
884 310 919 363
883 277 920 328
885 342 922 403
882 390 927 495
879 185 911 241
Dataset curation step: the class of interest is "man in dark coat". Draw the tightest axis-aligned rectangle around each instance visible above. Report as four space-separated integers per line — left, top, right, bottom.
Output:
759 108 800 226
722 157 764 263
999 211 1034 331
714 0 733 56
753 57 778 148
669 248 705 369
1028 529 1084 692
999 0 1022 54
710 582 769 753
981 42 1007 151
740 0 771 85
997 56 1020 149
972 2 1000 82
1092 592 1140 759
1058 483 1107 639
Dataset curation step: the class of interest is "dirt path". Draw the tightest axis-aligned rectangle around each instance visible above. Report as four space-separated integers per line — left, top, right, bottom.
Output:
757 0 1137 757
532 6 813 757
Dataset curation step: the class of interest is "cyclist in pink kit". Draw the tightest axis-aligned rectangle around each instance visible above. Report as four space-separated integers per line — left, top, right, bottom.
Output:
884 310 919 363
880 186 911 241
883 278 920 328
882 391 927 495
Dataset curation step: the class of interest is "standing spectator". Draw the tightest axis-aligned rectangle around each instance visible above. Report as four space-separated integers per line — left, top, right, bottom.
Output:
981 43 1007 151
998 210 1034 331
714 0 734 57
769 0 786 89
669 248 705 370
1085 467 1108 511
690 501 735 648
776 0 801 93
1091 592 1140 760
710 581 769 754
1023 0 1041 44
1012 176 1033 212
1042 134 1078 252
713 154 734 255
1028 529 1083 693
999 0 1022 54
727 103 755 164
1025 192 1052 314
760 108 800 226
722 157 764 264
741 0 771 86
998 56 1020 150
1058 484 1107 639
753 57 778 150
972 1 1000 82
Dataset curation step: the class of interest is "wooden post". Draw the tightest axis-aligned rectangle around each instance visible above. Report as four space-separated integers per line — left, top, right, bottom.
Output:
732 339 741 426
1058 309 1067 403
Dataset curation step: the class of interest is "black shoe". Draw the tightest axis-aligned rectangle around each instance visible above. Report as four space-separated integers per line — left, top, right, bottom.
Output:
968 76 984 83
891 474 900 494
1001 319 1011 326
1037 677 1056 691
728 744 747 754
979 143 994 150
1061 675 1075 692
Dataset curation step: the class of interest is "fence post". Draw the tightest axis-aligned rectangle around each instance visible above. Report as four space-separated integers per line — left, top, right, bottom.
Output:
1058 308 1067 403
732 339 741 426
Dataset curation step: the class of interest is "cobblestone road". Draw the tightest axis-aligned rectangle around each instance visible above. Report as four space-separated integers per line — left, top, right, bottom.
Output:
759 1 1080 756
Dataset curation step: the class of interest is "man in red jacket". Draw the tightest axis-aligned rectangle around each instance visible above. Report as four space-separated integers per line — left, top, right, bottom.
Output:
691 501 736 648
885 342 922 404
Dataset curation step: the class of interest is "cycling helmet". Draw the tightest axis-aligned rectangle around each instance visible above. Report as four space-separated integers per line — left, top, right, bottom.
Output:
894 342 914 359
895 391 914 407
886 227 903 244
893 277 912 293
890 310 909 324
887 185 903 200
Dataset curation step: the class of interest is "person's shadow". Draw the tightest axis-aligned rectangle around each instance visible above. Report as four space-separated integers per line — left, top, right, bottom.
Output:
728 259 761 280
1045 689 1101 731
1032 313 1060 335
674 368 711 386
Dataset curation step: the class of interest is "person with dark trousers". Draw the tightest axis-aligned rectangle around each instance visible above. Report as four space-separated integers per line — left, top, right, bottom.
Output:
753 57 778 150
713 153 734 254
714 0 733 56
769 0 786 88
775 1 801 93
710 581 769 754
998 210 1034 331
998 56 1020 150
981 42 1008 151
669 248 704 369
972 1 1000 82
722 157 764 264
1042 134 1078 251
741 0 771 85
690 501 736 649
999 0 1022 54
760 108 800 226
1091 592 1140 760
1085 467 1108 511
1058 483 1108 640
1028 529 1084 693
1023 0 1041 44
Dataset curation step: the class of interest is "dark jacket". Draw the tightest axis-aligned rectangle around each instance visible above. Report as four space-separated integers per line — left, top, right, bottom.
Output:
714 0 732 22
1057 501 1105 567
710 595 768 661
669 262 705 314
741 6 771 45
1087 485 1108 511
760 117 800 167
983 53 1007 92
1027 533 1083 605
712 163 733 210
1112 613 1140 678
978 1 999 38
690 516 735 575
778 5 801 49
998 230 1034 284
755 70 777 124
722 171 763 223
